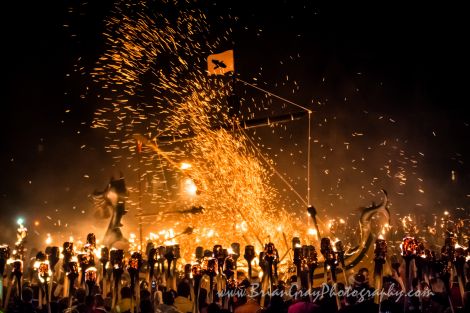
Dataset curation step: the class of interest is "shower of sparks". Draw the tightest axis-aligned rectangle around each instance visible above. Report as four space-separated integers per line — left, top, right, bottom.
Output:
49 0 469 263
86 0 306 259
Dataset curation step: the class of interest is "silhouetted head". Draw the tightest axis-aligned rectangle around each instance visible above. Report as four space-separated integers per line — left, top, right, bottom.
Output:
121 286 132 299
177 281 191 297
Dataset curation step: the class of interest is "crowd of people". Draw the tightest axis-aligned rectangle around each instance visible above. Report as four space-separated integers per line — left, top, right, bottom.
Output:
1 262 469 313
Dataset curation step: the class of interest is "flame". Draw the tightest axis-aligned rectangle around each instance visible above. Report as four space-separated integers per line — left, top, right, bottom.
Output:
45 234 52 245
206 229 214 238
94 248 102 259
308 228 317 236
180 162 192 170
183 178 198 196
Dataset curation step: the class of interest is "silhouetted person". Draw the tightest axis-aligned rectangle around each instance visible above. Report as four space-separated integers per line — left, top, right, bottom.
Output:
156 290 180 313
115 286 133 313
174 281 193 313
18 287 36 313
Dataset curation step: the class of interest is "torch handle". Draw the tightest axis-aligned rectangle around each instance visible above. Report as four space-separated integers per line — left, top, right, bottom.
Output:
247 262 252 281
49 271 54 302
404 257 411 291
3 275 15 310
456 268 465 303
68 277 75 309
44 282 51 313
374 265 383 305
167 259 172 278
309 265 316 289
148 265 154 293
209 275 214 303
193 276 201 313
14 273 22 299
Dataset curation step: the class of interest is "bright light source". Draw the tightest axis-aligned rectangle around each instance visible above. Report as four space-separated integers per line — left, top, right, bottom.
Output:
45 234 52 245
180 162 192 170
17 218 24 225
184 178 197 196
308 228 317 236
34 220 40 226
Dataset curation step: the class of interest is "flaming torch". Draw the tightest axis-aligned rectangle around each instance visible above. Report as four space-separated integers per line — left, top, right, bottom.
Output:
0 245 10 309
164 245 176 278
110 249 124 309
260 243 279 307
192 263 203 313
292 238 302 287
453 244 466 303
231 243 240 270
203 256 217 303
320 238 337 282
439 234 457 313
243 245 255 281
3 258 23 311
62 242 74 298
36 252 51 313
335 240 348 286
147 245 157 293
373 238 387 304
100 246 110 297
67 261 79 310
213 245 227 277
156 245 166 279
320 238 341 310
306 245 318 289
195 246 204 263
85 267 97 296
213 245 227 305
401 236 418 291
127 252 143 313
45 246 59 302
223 253 237 311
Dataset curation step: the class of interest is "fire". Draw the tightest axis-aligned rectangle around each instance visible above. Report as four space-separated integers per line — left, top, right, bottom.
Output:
180 162 192 170
308 228 317 236
183 178 198 196
45 234 52 245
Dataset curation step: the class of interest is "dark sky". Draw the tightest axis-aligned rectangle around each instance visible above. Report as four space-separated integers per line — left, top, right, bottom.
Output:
1 1 468 244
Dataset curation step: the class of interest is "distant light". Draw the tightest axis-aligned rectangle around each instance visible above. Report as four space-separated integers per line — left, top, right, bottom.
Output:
180 162 192 170
34 221 40 226
45 234 52 245
444 211 449 216
17 218 24 225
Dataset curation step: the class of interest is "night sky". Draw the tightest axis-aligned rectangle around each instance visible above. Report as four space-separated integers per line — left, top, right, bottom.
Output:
1 1 468 245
